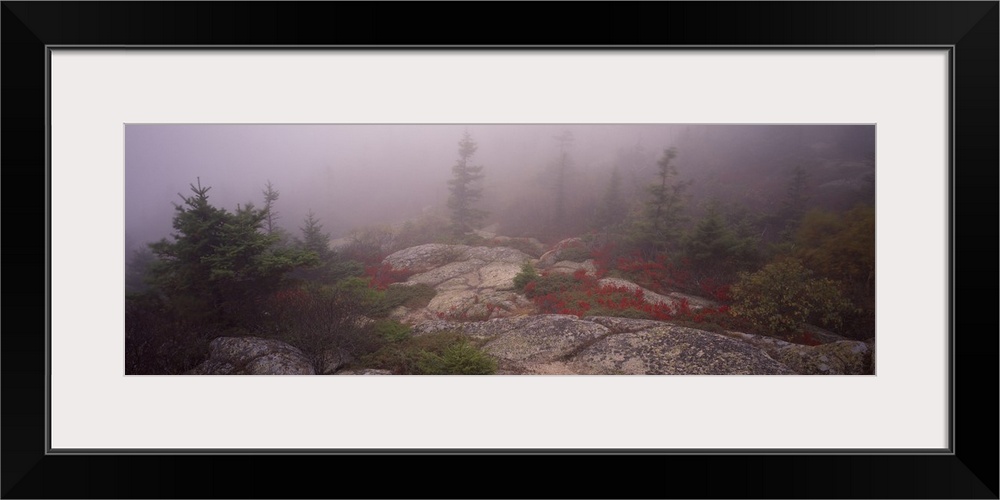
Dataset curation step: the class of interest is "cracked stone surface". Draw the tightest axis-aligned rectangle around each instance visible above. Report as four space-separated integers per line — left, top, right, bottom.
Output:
383 244 536 321
376 243 872 376
188 337 315 375
413 315 797 375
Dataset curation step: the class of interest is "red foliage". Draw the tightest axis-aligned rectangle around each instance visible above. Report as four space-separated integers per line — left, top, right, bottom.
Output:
364 263 414 290
589 243 618 278
611 253 699 295
697 278 732 302
518 248 744 326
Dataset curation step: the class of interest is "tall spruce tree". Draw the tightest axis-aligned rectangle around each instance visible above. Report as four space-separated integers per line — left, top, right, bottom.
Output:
447 131 487 235
629 147 690 253
299 210 333 262
262 180 280 235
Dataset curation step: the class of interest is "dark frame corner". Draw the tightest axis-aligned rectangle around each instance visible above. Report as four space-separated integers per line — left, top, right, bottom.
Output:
2 2 996 498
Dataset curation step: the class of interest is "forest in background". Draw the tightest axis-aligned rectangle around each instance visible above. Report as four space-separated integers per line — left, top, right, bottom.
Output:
125 125 875 374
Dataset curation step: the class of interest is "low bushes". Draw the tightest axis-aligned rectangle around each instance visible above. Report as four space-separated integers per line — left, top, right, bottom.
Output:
516 268 733 325
729 258 857 335
416 339 497 375
512 260 540 291
360 330 496 375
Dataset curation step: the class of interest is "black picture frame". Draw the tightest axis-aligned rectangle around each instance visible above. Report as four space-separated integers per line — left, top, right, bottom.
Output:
3 2 996 498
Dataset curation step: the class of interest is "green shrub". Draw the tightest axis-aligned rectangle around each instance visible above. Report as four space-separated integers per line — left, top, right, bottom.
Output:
512 260 540 291
416 340 497 375
334 277 388 316
729 258 857 335
359 330 496 375
373 319 411 343
522 273 576 298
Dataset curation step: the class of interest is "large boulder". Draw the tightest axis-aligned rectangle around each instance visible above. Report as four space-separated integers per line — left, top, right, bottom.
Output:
187 337 315 375
574 325 794 375
538 237 586 266
380 243 869 375
424 314 607 362
770 341 873 375
384 244 536 322
413 315 795 375
722 331 873 375
547 259 598 277
383 244 471 273
318 348 353 375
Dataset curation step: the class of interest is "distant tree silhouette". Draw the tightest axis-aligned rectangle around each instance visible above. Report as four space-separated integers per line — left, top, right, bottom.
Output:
262 180 280 235
550 130 574 233
298 210 333 262
777 165 810 240
447 131 488 235
628 147 690 254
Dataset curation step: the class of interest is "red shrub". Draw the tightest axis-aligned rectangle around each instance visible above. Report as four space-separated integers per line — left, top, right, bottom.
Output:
365 263 414 290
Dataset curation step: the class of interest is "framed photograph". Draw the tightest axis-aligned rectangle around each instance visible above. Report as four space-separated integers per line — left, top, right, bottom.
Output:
4 2 996 498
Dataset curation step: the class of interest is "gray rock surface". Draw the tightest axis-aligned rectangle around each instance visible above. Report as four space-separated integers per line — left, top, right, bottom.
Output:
376 243 873 376
383 244 470 273
384 244 536 322
575 325 795 375
188 337 315 375
722 331 873 375
548 259 598 277
538 237 586 266
413 315 795 375
318 348 353 375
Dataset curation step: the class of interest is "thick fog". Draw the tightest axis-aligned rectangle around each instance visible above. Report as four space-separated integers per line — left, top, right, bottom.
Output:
125 124 875 253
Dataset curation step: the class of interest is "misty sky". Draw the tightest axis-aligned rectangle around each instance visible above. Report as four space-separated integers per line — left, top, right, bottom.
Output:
125 124 875 252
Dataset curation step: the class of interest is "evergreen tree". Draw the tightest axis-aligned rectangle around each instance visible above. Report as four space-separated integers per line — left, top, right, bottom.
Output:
292 209 359 284
684 202 760 283
777 165 809 240
629 147 690 253
148 179 315 324
148 179 228 306
298 210 334 262
447 131 488 235
262 180 280 235
686 203 734 266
